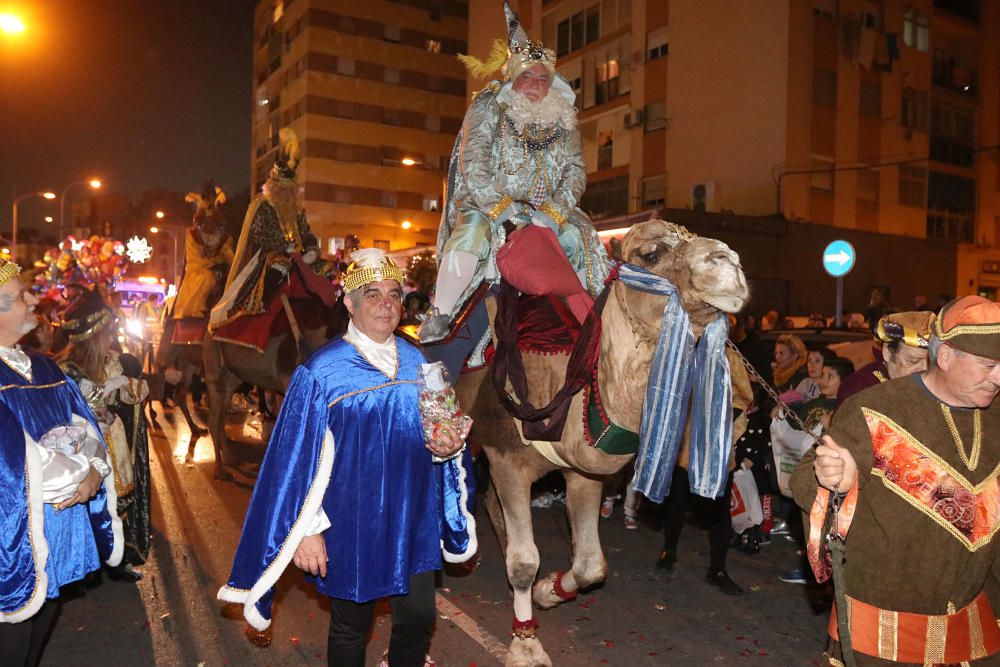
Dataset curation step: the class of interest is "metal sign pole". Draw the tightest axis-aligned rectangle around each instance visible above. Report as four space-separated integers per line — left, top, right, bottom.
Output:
835 275 844 328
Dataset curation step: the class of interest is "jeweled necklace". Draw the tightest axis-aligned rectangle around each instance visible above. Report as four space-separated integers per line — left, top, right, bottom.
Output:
940 403 982 471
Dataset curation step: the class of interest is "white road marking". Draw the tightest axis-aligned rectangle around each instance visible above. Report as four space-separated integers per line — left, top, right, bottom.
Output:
436 592 509 663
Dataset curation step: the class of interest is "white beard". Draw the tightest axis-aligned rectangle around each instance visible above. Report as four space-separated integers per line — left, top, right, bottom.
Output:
506 89 578 133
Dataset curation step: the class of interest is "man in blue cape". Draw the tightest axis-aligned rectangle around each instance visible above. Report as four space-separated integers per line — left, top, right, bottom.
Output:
0 260 123 666
219 248 476 667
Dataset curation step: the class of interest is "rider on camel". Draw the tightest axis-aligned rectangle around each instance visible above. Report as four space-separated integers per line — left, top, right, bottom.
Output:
171 181 234 330
418 0 608 344
209 128 336 352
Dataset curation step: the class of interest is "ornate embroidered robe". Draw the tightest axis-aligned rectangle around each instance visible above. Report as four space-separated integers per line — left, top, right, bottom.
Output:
0 350 122 622
791 375 1000 665
219 336 475 631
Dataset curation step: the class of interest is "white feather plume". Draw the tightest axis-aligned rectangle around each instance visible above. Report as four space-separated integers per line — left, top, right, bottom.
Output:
350 247 388 268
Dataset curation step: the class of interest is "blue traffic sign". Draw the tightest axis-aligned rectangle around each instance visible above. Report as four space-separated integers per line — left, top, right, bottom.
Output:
822 240 856 277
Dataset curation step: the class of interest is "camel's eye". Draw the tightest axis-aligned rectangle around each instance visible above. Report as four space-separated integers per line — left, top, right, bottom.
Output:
640 250 660 264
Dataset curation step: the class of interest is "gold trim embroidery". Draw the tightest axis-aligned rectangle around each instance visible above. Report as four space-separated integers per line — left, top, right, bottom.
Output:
0 380 67 393
538 202 565 226
941 404 982 471
925 613 947 663
878 608 898 660
487 194 513 221
934 321 1000 339
328 380 420 409
969 601 986 659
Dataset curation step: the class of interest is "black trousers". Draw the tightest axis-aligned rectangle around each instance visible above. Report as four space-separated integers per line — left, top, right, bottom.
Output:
662 467 735 573
0 599 59 667
327 571 435 667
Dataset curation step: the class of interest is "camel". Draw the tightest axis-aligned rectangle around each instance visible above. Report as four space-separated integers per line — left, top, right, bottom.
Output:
201 300 348 480
155 317 209 462
456 219 750 667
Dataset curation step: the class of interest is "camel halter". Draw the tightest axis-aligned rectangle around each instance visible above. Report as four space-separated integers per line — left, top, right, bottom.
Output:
617 262 734 501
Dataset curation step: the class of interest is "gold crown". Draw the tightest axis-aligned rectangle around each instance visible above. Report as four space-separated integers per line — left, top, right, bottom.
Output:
0 260 22 287
343 258 404 293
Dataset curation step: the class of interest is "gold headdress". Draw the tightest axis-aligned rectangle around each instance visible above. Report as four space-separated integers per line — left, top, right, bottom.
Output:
343 248 404 293
458 1 556 82
876 311 936 349
0 259 21 288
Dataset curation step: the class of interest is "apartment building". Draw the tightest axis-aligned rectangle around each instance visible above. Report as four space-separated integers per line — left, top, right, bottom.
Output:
474 0 1000 309
250 0 468 254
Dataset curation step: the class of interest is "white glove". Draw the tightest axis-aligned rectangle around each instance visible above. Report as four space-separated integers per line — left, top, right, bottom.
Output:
100 375 129 400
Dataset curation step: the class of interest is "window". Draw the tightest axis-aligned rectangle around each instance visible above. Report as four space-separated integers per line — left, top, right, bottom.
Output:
337 57 355 76
426 39 441 53
644 101 666 132
383 24 401 43
813 68 836 106
595 58 620 105
640 174 667 207
425 114 440 132
898 164 927 208
903 9 930 52
556 5 600 57
382 108 400 126
857 169 880 201
931 104 974 166
422 197 439 212
646 27 668 61
373 239 390 251
901 88 928 131
814 0 835 18
859 81 881 117
580 174 628 218
597 130 614 170
380 191 398 208
384 67 399 85
810 157 835 192
273 0 284 23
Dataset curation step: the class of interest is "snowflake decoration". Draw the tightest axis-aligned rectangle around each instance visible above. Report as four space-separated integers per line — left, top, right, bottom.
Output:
126 236 153 263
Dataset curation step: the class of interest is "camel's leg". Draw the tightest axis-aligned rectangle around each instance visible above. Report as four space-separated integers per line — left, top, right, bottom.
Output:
180 363 207 464
488 460 552 667
484 480 508 558
203 336 239 480
533 469 607 609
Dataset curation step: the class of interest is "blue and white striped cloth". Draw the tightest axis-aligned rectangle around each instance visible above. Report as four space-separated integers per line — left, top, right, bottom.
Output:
619 263 734 501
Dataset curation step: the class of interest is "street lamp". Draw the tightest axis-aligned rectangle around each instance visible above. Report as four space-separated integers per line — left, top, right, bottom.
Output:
11 191 55 262
152 210 181 286
0 14 26 34
58 179 102 242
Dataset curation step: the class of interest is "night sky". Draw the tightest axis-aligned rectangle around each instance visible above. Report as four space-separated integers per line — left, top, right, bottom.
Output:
0 0 255 230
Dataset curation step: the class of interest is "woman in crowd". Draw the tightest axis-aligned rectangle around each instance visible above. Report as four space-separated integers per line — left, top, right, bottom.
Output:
771 333 808 392
58 290 151 581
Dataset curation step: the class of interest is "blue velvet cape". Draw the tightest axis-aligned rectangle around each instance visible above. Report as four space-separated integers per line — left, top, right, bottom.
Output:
220 335 476 630
0 350 122 622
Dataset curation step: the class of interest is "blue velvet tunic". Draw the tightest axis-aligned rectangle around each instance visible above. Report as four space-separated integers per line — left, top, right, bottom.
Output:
0 351 120 619
221 335 475 629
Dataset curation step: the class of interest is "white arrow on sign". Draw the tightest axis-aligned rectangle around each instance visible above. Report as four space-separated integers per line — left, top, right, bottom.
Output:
824 250 850 265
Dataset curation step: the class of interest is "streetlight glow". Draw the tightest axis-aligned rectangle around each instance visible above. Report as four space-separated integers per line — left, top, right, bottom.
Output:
149 226 160 234
0 14 26 34
401 220 412 230
44 216 53 223
42 192 56 199
155 210 165 219
89 179 102 189
401 157 417 166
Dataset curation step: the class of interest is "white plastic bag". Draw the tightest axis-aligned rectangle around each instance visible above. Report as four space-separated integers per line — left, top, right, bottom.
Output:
730 467 763 533
770 416 815 497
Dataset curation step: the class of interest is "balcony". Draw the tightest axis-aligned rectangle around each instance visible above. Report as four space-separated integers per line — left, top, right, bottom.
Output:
932 57 977 97
930 137 974 167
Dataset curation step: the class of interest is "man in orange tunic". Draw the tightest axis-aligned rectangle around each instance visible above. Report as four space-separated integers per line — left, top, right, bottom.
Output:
792 296 1000 665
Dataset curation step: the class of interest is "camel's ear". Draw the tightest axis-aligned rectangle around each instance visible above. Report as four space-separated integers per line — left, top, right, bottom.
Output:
609 237 623 262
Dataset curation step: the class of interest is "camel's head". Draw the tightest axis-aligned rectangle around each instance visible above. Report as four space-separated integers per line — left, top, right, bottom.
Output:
616 219 749 320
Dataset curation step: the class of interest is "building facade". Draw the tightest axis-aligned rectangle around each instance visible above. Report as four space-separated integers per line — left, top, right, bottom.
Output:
251 0 468 254
472 0 1000 313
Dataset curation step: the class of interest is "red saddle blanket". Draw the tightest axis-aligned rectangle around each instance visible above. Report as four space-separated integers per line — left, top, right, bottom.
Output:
212 268 330 352
171 317 208 345
475 293 582 369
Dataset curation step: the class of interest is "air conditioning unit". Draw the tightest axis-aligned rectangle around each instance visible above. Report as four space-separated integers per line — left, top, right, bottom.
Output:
691 182 719 212
623 109 645 129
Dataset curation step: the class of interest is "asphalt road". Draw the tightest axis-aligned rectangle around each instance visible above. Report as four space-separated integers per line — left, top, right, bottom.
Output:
39 403 830 666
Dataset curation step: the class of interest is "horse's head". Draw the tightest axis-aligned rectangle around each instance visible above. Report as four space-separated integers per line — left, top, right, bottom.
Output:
617 219 749 329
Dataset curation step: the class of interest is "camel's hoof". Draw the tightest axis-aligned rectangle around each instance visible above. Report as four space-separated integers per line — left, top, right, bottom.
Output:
532 572 570 610
505 636 551 667
184 453 195 467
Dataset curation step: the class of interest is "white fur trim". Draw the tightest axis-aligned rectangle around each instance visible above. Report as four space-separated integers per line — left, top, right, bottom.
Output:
77 413 124 567
0 430 51 623
441 445 478 564
215 429 336 631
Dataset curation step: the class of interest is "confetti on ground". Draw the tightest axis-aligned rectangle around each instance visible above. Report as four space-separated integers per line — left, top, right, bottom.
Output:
654 604 666 611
